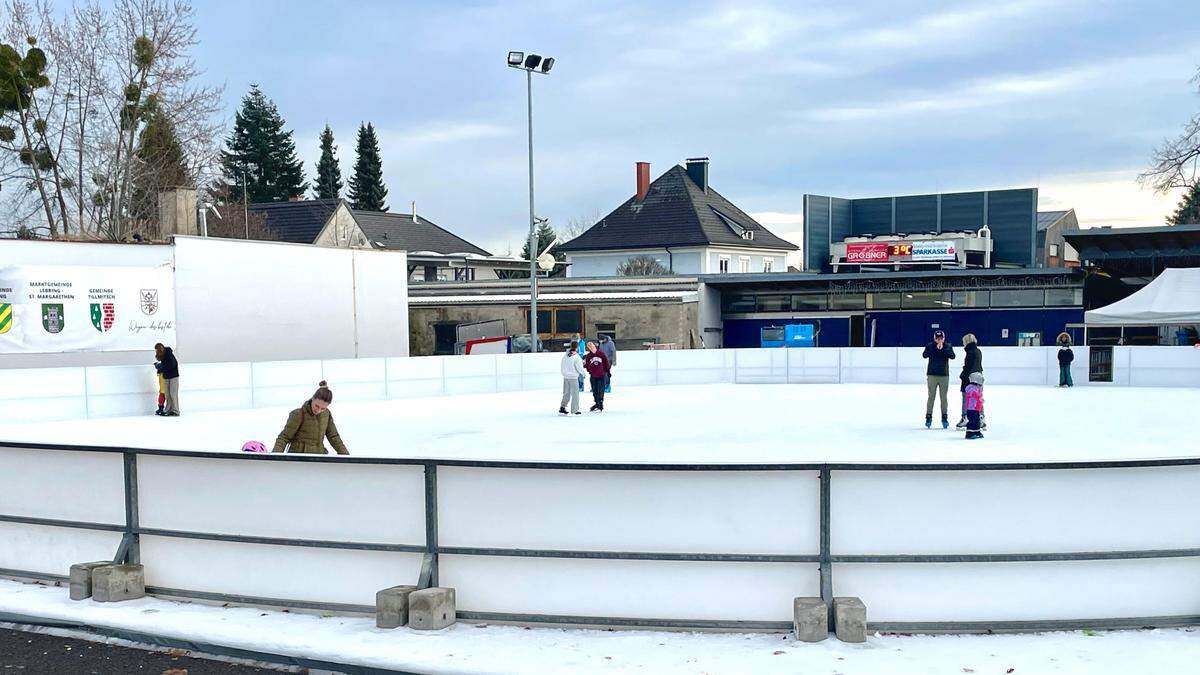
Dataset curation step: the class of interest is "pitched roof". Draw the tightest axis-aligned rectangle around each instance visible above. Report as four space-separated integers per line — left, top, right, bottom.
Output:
246 199 340 244
557 164 798 252
1037 210 1071 232
350 210 491 256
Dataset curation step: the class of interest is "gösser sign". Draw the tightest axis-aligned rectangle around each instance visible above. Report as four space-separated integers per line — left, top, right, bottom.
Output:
0 264 176 354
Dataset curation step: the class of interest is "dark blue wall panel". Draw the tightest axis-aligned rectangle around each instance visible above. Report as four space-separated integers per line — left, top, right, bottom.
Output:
723 318 851 348
986 188 1036 266
864 308 1083 347
830 197 853 248
851 198 893 235
939 192 986 232
805 195 831 271
895 195 938 234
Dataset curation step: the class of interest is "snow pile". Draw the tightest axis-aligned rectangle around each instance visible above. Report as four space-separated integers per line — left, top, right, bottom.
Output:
0 579 1196 675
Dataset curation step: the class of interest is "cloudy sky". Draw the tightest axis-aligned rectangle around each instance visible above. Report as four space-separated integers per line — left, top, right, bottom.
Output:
191 0 1200 258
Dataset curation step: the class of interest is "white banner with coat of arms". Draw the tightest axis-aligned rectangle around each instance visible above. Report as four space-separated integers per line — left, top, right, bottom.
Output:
0 264 176 353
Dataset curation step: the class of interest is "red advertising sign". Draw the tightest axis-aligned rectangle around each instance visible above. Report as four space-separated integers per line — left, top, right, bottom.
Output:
845 242 890 263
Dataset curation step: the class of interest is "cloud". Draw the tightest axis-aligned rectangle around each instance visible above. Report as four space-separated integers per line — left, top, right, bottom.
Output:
398 122 514 146
1037 170 1183 228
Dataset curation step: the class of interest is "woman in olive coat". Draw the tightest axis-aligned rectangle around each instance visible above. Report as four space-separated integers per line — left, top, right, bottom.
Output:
272 381 350 455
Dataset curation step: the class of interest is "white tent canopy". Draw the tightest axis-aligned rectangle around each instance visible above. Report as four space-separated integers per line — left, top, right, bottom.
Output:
1085 268 1200 326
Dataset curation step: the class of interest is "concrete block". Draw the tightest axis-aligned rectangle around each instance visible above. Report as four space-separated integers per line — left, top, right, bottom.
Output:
91 564 145 603
408 587 456 630
376 585 419 629
834 596 866 643
69 561 111 601
792 597 828 642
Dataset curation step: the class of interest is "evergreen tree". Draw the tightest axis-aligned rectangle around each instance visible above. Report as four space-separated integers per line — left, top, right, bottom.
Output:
220 85 307 203
348 122 388 211
1168 183 1200 225
521 218 567 276
129 105 190 230
313 124 342 200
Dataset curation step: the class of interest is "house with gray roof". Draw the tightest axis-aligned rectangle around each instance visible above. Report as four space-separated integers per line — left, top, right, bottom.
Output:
557 158 798 277
243 198 528 282
1037 209 1080 268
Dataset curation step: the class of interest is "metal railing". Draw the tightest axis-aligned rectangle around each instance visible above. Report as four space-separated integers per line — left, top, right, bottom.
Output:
3 441 1200 632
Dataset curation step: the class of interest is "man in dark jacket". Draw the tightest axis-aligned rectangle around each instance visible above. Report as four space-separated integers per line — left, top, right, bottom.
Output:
921 330 955 428
583 341 610 412
157 344 181 417
1057 342 1074 387
957 334 983 429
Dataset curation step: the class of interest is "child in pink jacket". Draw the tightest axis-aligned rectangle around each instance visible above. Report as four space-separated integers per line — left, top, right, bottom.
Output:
964 372 985 440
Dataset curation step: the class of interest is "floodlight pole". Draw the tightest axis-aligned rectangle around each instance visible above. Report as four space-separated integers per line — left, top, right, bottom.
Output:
526 67 538 353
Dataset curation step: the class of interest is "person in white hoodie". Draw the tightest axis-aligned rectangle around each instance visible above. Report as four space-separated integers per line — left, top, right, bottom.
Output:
559 341 588 415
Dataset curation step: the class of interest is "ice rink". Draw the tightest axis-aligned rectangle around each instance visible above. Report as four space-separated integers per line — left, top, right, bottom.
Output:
6 382 1197 464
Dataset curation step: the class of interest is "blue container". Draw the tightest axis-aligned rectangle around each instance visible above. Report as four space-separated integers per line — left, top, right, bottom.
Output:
761 323 816 348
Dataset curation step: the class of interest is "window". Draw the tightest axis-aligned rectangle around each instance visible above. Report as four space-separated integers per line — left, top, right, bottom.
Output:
433 323 458 355
454 268 476 282
990 289 1044 307
829 294 866 310
718 255 731 274
901 292 953 309
523 306 584 336
596 322 617 340
723 293 756 313
756 295 791 312
739 257 752 273
952 290 990 308
1045 288 1083 306
763 258 774 273
792 294 828 311
866 293 901 310
1049 244 1060 258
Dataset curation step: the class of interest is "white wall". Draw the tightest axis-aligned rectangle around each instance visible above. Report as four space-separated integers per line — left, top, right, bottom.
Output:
3 346 1194 426
706 248 787 274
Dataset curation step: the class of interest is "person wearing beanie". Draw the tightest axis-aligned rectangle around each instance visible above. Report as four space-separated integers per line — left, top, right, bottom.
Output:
921 329 956 428
272 381 349 454
964 371 986 440
957 333 984 430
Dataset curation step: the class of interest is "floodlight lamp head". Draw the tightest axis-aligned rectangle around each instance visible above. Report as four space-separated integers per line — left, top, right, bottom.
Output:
524 54 542 70
540 57 554 73
507 51 524 66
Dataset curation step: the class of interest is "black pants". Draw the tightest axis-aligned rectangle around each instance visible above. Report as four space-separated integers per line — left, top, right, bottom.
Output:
590 376 606 407
966 410 982 432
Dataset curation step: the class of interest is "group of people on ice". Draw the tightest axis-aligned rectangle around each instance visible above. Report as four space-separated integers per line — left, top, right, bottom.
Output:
923 329 1076 439
559 334 616 415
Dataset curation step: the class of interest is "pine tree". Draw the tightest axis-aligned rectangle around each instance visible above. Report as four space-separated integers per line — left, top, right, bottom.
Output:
348 122 388 211
129 106 190 231
220 85 307 203
313 124 342 200
1168 183 1200 225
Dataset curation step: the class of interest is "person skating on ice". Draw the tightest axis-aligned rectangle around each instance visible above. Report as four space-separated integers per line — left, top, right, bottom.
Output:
1056 332 1075 387
583 340 610 412
559 341 587 415
957 333 984 430
963 372 986 440
921 329 955 428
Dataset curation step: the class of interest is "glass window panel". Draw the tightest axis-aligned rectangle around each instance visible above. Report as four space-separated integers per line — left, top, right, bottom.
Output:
723 294 755 312
1045 288 1083 306
990 289 1045 307
866 293 901 309
952 290 990 308
829 294 865 310
901 291 953 309
555 309 582 334
792 294 828 311
756 295 791 312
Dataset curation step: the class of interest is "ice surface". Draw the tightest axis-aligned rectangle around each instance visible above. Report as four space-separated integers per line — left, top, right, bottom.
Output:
5 383 1199 465
1 578 1198 675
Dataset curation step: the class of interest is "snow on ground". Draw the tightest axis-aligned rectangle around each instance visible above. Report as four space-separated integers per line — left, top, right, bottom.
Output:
4 383 1199 464
1 578 1197 675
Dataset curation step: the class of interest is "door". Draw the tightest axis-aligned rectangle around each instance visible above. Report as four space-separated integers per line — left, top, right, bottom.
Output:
849 315 866 347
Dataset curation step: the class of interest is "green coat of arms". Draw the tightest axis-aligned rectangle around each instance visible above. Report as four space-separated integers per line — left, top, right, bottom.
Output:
41 303 65 334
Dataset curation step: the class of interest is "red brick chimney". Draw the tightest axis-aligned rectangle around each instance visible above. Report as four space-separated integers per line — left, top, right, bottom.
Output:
636 162 650 202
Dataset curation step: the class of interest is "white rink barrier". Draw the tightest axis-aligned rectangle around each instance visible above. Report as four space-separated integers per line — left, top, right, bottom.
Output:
2 346 1198 424
3 444 1200 631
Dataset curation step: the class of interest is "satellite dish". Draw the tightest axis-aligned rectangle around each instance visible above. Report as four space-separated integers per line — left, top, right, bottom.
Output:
536 252 556 272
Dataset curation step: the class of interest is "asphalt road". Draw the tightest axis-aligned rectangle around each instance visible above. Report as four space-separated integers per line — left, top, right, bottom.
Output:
0 626 292 674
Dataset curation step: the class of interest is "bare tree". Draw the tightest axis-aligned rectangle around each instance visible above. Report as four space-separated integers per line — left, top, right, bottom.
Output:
616 255 671 276
1139 67 1200 195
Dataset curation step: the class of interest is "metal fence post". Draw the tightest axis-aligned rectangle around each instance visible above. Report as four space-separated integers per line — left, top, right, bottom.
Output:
419 463 439 589
118 452 140 564
819 468 832 626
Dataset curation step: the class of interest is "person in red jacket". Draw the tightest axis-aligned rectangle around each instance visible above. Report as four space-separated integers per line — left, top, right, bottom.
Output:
583 340 610 412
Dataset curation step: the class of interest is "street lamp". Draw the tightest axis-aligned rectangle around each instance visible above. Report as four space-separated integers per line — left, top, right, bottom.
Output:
508 51 553 353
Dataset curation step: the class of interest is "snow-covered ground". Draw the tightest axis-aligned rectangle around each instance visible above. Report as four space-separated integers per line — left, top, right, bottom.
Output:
1 578 1197 674
4 383 1198 464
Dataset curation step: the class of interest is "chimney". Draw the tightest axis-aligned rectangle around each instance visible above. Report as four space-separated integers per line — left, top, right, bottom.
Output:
157 187 198 238
635 162 650 202
412 200 419 223
685 157 709 193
